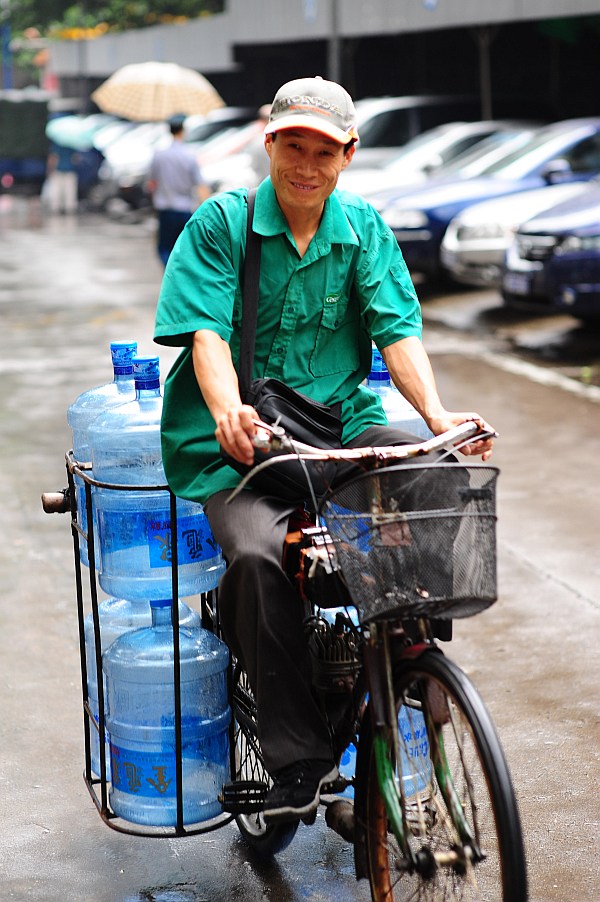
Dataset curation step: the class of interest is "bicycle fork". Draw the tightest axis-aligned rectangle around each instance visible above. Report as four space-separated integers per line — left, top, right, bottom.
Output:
362 627 483 877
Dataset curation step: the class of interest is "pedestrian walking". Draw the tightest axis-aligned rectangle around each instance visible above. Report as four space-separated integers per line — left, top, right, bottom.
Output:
45 142 79 214
148 115 209 266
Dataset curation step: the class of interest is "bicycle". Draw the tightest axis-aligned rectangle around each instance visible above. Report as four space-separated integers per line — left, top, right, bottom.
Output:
43 421 527 901
220 420 528 900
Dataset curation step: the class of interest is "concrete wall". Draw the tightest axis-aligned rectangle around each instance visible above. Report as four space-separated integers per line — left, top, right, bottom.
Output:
48 0 600 78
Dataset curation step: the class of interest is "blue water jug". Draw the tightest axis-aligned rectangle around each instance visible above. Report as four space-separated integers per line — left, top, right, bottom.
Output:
103 598 230 826
67 341 138 566
398 703 433 797
367 348 433 440
85 596 201 777
335 705 432 801
89 356 226 600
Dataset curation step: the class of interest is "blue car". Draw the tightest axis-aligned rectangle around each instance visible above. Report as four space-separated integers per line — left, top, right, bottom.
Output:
369 118 600 281
502 183 600 321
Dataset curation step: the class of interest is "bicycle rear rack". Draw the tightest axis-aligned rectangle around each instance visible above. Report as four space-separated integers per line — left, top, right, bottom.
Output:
52 451 234 838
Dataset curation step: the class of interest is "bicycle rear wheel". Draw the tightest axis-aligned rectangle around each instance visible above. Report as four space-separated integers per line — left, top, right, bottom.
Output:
358 651 527 901
231 664 299 856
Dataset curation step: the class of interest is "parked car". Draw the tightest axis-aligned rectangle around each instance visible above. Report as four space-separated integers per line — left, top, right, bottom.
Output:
373 118 600 281
502 183 600 321
337 120 526 197
349 92 555 170
440 181 589 288
183 106 257 144
350 94 483 168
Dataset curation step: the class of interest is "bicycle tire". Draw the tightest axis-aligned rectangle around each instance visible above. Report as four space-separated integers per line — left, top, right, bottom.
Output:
356 650 527 901
231 664 299 856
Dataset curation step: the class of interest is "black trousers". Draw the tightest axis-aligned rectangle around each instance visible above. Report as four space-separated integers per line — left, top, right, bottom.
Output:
205 425 448 774
157 209 192 266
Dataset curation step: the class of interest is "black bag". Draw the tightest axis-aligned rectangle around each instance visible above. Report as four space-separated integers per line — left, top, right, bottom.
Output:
221 189 343 503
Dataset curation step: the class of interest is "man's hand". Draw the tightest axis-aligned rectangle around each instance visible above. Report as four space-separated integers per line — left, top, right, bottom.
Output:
214 403 258 466
428 412 497 461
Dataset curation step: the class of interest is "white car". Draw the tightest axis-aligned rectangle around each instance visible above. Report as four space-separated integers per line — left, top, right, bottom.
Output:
349 94 484 169
338 121 523 197
440 181 590 287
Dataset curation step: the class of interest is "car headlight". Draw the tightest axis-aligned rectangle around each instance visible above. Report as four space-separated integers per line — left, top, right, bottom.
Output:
556 234 600 254
456 222 506 241
381 206 429 230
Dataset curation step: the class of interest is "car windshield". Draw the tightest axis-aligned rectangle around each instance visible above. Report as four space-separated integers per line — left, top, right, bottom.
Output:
381 126 464 171
436 130 536 179
472 124 598 179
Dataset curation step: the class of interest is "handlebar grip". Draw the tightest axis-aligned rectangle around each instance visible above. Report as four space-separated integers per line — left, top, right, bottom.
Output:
41 489 70 514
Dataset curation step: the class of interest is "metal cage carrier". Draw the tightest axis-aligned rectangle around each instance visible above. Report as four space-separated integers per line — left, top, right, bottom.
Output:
319 462 499 623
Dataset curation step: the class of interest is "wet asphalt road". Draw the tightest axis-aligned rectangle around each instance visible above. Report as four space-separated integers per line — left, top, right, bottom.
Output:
0 196 598 902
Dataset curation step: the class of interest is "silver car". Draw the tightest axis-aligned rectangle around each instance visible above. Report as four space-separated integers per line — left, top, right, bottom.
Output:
441 181 589 287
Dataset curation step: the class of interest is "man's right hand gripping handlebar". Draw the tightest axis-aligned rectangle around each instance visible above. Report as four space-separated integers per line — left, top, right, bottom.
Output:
215 403 262 467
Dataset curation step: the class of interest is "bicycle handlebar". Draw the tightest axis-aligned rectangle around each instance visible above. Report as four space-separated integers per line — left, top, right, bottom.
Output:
227 421 497 502
252 419 493 459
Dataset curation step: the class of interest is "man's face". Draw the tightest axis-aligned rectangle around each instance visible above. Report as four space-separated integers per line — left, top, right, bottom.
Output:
265 128 354 217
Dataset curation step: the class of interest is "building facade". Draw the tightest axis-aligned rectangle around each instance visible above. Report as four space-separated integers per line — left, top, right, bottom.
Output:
49 1 600 119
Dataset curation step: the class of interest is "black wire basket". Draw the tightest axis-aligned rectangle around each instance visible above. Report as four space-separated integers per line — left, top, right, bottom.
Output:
319 463 499 623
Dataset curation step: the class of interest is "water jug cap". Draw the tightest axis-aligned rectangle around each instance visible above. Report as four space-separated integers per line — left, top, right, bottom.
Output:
133 356 160 390
368 348 391 384
110 340 137 375
150 598 172 608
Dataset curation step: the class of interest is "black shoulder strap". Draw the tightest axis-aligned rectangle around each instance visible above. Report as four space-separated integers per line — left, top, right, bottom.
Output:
238 187 262 394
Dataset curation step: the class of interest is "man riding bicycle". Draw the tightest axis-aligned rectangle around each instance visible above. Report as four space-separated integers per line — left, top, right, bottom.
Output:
154 76 494 825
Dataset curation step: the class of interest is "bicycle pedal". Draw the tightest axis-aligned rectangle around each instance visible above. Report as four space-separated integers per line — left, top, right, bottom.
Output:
324 775 351 795
219 780 268 814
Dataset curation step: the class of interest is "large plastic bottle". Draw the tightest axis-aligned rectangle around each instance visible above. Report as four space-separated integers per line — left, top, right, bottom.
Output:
398 703 433 798
104 598 230 826
367 348 434 440
67 341 138 566
85 596 201 777
336 706 432 802
89 356 226 600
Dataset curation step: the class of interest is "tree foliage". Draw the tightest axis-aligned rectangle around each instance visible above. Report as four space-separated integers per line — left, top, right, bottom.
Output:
10 1 225 36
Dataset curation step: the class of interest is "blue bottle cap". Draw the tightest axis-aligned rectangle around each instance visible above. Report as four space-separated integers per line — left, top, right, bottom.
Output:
133 356 160 390
150 598 172 608
110 341 138 375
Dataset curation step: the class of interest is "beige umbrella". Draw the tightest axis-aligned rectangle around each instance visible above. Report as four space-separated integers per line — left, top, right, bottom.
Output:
91 61 225 122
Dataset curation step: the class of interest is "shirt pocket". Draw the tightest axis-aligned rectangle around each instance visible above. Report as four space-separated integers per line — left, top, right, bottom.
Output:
309 294 360 377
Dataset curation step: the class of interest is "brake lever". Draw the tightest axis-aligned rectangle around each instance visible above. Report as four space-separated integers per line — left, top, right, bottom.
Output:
252 419 290 452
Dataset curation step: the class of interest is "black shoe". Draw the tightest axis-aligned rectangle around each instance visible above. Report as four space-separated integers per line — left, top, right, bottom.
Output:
263 758 339 824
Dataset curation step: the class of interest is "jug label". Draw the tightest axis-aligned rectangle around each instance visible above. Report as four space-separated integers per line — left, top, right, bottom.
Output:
99 509 220 567
110 745 177 797
147 513 219 568
398 705 432 796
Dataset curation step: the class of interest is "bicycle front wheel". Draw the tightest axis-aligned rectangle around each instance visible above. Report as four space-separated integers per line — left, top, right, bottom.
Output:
359 651 527 901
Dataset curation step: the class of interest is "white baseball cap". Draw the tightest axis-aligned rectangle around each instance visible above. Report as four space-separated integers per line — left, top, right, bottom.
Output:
265 76 359 144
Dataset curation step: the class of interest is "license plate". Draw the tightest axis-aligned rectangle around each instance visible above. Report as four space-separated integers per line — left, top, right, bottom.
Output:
502 271 532 296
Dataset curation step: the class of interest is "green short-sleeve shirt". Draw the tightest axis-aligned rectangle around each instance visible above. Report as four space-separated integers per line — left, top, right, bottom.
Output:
154 179 422 503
